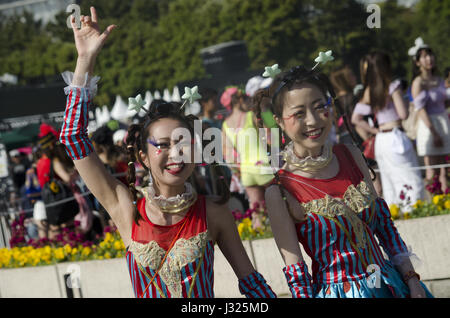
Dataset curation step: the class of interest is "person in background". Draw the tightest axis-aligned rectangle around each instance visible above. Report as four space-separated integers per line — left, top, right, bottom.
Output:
222 85 275 230
352 51 424 209
329 65 359 145
198 87 221 130
36 132 78 239
113 129 127 148
410 40 450 194
9 149 28 192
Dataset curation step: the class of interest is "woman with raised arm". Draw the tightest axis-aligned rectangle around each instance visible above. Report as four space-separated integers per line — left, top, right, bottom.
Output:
59 7 275 298
253 58 433 298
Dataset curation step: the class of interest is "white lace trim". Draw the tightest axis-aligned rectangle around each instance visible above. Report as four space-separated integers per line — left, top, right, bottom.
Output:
141 182 196 210
128 231 210 298
391 245 422 268
281 141 332 166
61 70 100 96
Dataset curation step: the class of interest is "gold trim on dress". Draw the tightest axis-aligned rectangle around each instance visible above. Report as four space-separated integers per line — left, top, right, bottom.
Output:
300 180 376 249
128 231 210 298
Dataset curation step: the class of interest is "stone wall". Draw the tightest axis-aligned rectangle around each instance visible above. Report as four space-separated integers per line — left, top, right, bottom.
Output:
1 215 449 298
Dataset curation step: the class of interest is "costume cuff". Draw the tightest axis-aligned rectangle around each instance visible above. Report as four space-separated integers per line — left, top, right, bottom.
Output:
283 261 314 298
238 271 277 298
61 71 100 97
391 245 422 268
59 86 94 160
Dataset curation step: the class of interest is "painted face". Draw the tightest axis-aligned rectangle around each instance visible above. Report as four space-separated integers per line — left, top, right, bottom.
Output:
417 50 435 71
276 83 332 155
140 118 195 187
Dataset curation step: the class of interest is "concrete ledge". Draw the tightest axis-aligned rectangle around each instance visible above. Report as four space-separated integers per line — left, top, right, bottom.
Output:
1 214 449 298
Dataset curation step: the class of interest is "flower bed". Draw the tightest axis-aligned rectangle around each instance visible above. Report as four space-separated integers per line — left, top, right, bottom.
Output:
232 203 273 241
390 193 450 220
0 227 125 269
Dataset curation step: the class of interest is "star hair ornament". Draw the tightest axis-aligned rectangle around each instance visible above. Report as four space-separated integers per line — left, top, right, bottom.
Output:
128 94 148 113
312 50 334 70
262 64 282 79
180 86 202 111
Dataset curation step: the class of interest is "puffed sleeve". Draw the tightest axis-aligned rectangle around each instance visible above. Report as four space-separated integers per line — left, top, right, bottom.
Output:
353 102 372 116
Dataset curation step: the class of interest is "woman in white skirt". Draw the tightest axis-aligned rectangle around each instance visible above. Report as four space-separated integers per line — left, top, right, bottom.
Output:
352 51 424 208
409 40 450 193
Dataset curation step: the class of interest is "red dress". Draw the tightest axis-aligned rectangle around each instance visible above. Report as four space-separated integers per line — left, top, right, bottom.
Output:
126 195 215 298
277 144 432 297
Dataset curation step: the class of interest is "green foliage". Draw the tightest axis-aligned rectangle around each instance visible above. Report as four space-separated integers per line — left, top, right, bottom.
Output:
0 0 448 106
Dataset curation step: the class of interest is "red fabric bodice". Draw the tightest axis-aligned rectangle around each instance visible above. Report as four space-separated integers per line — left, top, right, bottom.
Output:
132 195 207 250
277 144 364 202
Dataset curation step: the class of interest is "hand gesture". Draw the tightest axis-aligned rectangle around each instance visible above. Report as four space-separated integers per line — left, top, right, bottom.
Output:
70 6 116 60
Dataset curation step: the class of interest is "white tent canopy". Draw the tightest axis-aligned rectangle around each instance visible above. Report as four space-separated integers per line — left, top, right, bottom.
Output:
95 86 184 123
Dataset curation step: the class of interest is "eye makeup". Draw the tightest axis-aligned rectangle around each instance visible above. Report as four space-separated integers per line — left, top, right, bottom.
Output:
282 97 332 121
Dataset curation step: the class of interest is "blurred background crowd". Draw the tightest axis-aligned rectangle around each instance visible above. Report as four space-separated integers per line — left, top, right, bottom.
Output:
0 0 449 249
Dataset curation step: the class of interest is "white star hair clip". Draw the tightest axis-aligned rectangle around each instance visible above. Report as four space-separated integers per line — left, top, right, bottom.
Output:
262 64 282 78
181 86 202 111
312 50 334 70
128 94 148 113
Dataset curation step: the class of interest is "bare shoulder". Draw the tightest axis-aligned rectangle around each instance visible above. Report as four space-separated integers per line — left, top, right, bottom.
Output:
265 183 305 222
361 87 371 104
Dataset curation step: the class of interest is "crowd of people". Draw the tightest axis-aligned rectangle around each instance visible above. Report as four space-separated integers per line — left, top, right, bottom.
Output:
2 7 449 298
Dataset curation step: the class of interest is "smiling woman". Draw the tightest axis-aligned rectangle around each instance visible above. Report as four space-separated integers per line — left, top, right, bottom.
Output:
57 6 275 299
253 63 433 298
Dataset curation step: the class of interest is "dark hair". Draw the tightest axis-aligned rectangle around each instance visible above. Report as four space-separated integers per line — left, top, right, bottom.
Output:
412 47 438 81
125 100 230 224
199 88 218 105
91 125 121 166
361 51 392 111
444 67 450 79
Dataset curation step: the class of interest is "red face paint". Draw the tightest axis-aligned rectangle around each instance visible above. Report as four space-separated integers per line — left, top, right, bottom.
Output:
324 111 329 118
156 149 162 155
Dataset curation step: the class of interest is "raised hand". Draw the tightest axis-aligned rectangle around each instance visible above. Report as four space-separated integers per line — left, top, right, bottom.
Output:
70 6 116 60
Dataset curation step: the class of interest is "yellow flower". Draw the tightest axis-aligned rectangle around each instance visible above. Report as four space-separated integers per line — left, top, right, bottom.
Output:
444 200 450 210
389 204 400 219
81 247 91 257
54 248 65 260
237 223 245 236
104 252 111 259
432 195 443 206
413 200 423 209
104 232 114 243
71 248 78 255
403 211 411 220
113 241 122 250
64 244 72 254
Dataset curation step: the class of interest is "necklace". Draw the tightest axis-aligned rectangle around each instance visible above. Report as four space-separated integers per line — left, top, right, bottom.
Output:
281 141 333 173
141 182 197 214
